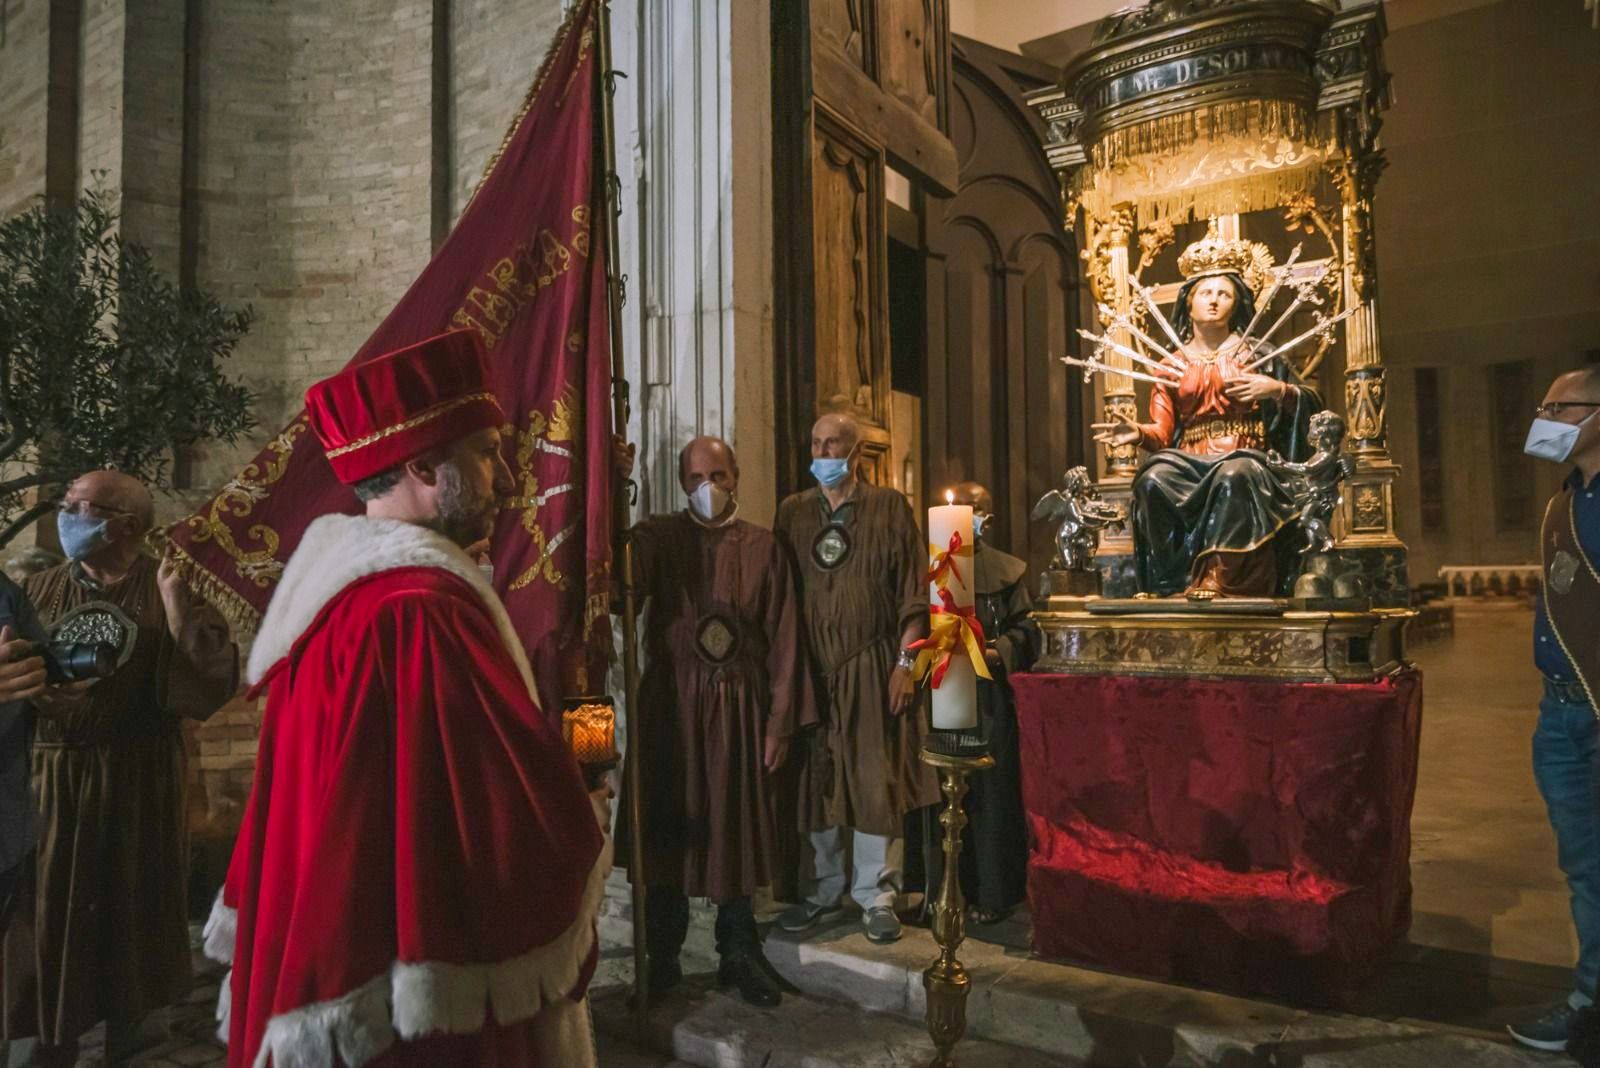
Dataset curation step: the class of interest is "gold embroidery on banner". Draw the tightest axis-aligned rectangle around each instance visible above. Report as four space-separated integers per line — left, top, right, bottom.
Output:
505 383 583 593
571 206 591 257
324 392 500 459
450 205 591 351
182 418 309 590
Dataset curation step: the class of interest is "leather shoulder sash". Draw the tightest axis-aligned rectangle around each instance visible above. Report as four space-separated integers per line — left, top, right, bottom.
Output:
1543 485 1600 709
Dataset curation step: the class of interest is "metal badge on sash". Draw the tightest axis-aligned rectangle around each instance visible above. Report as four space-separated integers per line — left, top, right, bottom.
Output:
695 613 739 665
52 600 139 669
1551 550 1580 595
812 523 851 571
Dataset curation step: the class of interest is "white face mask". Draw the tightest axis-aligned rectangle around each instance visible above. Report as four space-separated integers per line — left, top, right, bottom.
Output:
688 482 732 523
1525 413 1593 463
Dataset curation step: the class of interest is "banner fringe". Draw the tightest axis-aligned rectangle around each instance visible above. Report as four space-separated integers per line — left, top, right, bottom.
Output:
164 535 263 640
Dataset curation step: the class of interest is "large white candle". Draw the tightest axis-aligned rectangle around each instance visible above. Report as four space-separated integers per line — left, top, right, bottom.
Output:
927 492 978 730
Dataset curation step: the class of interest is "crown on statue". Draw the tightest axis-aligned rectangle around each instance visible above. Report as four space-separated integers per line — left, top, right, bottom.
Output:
1176 221 1274 295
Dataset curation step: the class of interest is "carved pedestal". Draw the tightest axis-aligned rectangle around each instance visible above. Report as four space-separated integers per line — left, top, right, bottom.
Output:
1036 598 1412 683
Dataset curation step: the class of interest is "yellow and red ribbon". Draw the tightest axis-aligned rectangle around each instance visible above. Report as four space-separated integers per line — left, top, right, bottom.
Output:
926 530 971 594
907 586 992 690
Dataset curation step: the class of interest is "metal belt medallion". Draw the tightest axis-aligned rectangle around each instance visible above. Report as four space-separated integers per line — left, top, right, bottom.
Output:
1551 550 1580 595
696 613 739 665
811 523 851 571
52 600 139 669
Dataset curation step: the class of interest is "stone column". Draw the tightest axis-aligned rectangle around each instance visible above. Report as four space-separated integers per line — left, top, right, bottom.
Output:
613 0 775 526
1332 149 1407 606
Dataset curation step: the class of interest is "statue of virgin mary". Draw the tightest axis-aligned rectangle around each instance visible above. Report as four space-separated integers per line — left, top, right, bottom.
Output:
1093 229 1324 599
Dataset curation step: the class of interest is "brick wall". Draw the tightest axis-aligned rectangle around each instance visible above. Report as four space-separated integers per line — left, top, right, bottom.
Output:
449 0 566 223
0 0 51 219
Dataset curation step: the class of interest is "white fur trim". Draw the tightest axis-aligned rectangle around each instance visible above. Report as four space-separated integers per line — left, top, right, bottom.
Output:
236 827 613 1067
215 968 232 1044
253 973 395 1068
204 890 238 965
247 514 536 701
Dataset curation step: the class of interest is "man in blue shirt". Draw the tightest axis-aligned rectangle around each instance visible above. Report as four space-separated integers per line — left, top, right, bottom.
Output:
1510 366 1600 1053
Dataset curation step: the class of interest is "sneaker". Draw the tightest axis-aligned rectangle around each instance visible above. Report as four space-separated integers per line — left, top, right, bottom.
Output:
1507 997 1584 1052
863 906 902 944
777 900 843 933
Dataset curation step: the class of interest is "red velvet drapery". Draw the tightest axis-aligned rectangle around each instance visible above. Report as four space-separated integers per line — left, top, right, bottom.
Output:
1012 669 1423 1003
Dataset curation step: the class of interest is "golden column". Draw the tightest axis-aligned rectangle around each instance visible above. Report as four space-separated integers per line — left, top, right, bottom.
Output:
1332 146 1404 554
919 747 994 1067
1083 205 1139 568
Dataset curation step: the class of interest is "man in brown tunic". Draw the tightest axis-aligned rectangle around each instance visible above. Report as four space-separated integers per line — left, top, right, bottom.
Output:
2 471 237 1066
624 437 810 1006
776 413 935 945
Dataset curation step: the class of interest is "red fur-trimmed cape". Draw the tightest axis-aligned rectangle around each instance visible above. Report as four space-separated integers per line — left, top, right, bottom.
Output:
207 514 609 1068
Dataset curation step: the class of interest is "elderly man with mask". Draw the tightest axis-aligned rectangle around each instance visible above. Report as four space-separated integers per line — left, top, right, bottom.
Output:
1509 365 1600 1054
619 435 811 1007
775 412 935 945
1 470 238 1067
207 330 609 1068
916 481 1039 926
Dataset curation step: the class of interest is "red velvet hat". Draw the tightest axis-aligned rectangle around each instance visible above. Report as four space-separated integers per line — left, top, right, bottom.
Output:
305 330 507 484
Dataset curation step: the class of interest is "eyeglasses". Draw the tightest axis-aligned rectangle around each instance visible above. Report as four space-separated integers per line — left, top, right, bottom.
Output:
1535 401 1600 419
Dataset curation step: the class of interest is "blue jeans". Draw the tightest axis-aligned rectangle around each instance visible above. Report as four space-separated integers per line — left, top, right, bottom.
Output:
1533 692 1600 1003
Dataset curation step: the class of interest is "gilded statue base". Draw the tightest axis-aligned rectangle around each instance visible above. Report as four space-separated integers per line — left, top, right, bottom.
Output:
1035 596 1412 683
920 747 994 1068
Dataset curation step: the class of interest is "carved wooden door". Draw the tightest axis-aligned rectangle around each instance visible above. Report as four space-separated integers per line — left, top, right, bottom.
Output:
772 0 954 498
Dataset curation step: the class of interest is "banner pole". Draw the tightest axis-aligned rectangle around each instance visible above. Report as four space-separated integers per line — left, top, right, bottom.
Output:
595 0 650 1044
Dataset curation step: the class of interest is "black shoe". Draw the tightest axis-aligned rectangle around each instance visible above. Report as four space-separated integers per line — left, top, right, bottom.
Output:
718 950 782 1008
629 957 683 1009
746 944 801 994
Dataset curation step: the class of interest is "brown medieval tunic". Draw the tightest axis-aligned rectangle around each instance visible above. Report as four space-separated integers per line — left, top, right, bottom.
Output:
776 484 938 838
3 557 237 1046
620 514 813 900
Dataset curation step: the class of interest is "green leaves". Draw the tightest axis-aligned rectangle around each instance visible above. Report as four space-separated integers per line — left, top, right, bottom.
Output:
0 187 257 544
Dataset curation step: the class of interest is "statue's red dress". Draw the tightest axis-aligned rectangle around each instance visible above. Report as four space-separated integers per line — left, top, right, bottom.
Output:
1131 344 1322 597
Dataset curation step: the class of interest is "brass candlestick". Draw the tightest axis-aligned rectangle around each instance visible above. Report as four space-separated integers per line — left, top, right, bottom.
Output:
921 745 994 1068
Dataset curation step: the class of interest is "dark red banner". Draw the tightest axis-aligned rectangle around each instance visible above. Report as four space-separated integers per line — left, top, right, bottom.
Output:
169 1 614 713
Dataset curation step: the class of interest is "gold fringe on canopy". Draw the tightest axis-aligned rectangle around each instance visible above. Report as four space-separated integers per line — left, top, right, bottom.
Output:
1077 98 1337 224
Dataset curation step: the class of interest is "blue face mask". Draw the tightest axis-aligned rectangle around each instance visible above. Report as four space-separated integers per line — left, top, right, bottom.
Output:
810 456 852 488
58 512 113 561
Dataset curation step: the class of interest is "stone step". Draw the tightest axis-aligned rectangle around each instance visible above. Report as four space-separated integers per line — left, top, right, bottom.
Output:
589 965 1064 1068
599 879 1561 1067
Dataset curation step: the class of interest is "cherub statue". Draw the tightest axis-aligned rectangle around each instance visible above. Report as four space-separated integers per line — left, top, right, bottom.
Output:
1267 411 1357 555
1031 466 1126 571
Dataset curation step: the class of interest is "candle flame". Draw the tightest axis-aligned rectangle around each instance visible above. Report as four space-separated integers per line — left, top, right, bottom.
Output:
945 489 954 505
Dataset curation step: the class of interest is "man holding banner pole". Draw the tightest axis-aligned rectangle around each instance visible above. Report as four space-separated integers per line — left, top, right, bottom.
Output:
163 0 655 1044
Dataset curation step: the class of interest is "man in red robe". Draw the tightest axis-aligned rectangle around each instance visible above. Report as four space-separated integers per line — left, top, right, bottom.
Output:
204 329 611 1068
